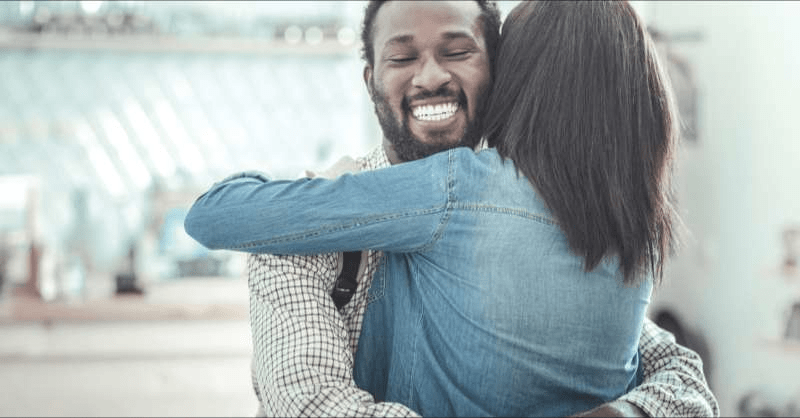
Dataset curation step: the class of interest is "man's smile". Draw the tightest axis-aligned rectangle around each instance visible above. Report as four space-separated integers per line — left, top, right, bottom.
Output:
411 102 460 122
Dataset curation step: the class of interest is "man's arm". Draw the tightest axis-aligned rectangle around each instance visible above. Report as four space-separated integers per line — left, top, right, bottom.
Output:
248 252 418 417
610 318 719 417
571 400 648 418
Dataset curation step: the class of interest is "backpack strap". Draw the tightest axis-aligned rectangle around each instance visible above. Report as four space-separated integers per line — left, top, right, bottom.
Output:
331 251 362 309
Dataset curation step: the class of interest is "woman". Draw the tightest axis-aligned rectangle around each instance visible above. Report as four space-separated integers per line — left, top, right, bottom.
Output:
185 1 679 416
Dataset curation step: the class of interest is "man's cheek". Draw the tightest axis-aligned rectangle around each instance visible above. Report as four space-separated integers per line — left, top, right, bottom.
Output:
394 101 408 123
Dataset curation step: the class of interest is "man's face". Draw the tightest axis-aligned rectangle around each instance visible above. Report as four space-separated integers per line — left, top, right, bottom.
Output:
365 1 492 163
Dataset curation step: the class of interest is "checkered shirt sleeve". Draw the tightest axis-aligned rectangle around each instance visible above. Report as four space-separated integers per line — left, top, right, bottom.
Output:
620 318 720 417
248 146 718 417
248 148 416 417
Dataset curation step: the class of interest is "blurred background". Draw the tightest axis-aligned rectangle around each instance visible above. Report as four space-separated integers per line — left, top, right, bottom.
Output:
0 1 797 416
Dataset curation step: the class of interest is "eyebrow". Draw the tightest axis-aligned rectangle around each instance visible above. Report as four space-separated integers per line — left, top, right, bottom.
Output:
383 30 477 48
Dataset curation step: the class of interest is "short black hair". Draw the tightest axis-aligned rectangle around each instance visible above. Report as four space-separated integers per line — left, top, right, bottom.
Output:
360 1 502 75
484 1 680 284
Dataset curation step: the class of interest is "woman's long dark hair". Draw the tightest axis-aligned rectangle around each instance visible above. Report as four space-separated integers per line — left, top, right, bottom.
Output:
484 1 680 284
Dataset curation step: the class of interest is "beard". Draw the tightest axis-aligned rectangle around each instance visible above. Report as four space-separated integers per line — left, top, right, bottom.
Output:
369 81 486 163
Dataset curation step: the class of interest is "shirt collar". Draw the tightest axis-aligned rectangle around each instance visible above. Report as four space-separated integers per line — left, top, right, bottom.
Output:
357 145 392 171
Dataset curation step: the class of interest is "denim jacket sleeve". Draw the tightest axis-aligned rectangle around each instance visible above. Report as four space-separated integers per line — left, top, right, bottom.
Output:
184 149 458 255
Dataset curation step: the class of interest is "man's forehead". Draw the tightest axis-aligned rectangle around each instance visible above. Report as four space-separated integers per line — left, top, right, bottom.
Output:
373 1 484 48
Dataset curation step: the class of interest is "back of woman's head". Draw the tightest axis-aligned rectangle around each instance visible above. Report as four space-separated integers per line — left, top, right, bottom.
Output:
484 1 680 284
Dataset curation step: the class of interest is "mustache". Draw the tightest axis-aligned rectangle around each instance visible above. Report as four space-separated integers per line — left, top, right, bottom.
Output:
403 87 466 109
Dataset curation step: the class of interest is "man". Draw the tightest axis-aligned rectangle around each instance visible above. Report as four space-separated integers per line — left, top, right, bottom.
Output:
247 1 718 416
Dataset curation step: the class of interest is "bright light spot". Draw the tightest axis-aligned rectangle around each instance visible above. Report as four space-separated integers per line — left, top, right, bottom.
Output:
19 1 35 16
284 25 302 44
80 0 104 14
305 26 324 45
337 27 356 46
0 176 35 210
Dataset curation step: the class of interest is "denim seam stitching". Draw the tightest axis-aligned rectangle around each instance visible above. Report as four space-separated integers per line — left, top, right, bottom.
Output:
408 261 422 408
449 202 558 226
227 208 445 251
366 255 386 304
415 149 456 253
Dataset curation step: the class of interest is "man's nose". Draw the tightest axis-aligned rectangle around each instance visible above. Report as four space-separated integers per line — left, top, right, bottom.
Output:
412 56 452 92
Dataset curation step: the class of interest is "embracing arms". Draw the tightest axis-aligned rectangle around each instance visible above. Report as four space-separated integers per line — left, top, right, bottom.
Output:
185 147 718 417
185 150 453 256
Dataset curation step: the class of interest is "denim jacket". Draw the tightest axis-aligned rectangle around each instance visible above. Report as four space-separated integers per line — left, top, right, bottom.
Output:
185 147 652 417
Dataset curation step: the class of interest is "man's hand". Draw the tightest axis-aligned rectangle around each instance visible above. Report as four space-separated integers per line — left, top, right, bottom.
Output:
570 400 648 418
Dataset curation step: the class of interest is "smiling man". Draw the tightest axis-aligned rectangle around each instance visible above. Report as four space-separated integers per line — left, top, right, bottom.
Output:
234 1 720 416
365 0 490 163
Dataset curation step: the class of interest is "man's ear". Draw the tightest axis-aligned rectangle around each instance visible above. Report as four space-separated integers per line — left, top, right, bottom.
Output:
363 65 374 96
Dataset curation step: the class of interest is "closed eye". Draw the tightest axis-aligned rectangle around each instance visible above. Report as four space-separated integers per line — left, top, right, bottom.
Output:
443 50 470 59
388 56 416 63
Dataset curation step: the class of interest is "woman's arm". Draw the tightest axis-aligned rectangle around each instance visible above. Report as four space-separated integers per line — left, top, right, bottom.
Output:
184 149 456 255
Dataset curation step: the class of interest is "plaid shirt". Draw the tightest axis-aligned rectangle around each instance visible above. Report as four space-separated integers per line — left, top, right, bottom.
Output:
248 146 719 417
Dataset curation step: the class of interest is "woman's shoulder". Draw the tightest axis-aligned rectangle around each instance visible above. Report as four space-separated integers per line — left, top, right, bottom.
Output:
445 147 516 185
450 146 501 159
447 148 555 220
448 147 507 171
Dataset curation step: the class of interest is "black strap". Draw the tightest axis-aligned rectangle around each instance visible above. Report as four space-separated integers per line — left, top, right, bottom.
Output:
331 251 361 309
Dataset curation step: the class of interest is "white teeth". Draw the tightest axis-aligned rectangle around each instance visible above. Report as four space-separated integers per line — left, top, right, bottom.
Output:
412 102 459 121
